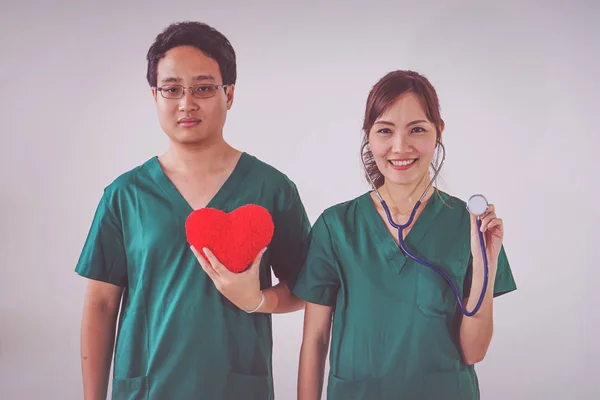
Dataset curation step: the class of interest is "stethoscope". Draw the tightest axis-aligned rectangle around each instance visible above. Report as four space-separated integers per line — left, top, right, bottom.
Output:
361 141 489 316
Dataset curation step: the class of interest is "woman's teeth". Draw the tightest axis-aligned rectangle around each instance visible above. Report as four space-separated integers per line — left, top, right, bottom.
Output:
390 159 416 166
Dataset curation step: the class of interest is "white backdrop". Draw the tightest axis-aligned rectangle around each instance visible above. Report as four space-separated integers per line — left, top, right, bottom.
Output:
1 0 598 399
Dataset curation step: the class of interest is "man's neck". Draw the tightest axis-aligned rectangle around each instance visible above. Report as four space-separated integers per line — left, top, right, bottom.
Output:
159 138 240 175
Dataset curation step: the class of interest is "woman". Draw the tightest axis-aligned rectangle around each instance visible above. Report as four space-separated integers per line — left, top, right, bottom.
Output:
292 70 517 399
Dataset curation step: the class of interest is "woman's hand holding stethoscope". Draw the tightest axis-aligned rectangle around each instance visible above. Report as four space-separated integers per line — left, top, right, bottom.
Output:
469 202 503 276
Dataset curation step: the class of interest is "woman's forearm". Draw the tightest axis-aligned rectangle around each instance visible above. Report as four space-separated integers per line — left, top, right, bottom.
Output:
298 337 330 400
459 261 497 365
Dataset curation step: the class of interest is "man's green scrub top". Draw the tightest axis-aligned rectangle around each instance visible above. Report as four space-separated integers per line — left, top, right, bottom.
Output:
75 153 311 400
292 190 516 400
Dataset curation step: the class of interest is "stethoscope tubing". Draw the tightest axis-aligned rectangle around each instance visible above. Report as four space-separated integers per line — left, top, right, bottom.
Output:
362 141 489 317
380 199 489 316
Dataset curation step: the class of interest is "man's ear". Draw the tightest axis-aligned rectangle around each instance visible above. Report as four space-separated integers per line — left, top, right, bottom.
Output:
226 84 235 110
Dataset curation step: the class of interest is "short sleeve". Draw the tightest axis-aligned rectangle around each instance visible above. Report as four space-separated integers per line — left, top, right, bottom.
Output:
463 245 516 299
74 191 128 287
268 186 312 288
492 245 517 297
291 214 340 307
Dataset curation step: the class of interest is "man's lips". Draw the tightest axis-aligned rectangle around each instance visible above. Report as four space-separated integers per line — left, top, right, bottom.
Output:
178 117 201 127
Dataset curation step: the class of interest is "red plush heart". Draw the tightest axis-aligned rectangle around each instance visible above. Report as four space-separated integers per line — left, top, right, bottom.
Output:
185 204 275 273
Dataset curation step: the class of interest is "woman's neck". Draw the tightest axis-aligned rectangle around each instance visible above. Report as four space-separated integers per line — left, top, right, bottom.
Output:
380 174 434 215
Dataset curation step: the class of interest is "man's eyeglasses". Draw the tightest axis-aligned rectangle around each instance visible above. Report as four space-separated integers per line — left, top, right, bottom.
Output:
155 84 229 100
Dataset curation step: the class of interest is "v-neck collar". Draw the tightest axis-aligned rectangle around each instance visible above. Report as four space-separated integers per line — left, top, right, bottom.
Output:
358 189 445 274
144 152 253 219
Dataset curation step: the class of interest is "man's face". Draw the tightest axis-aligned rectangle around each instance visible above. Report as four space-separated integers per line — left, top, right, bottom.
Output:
152 45 234 145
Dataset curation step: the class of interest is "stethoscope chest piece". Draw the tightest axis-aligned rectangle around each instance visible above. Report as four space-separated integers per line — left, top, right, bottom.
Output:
466 194 488 217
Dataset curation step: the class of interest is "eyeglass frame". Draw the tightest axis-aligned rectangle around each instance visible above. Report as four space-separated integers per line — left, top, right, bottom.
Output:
153 83 230 100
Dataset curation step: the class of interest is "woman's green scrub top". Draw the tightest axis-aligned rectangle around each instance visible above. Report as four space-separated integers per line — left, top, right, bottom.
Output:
75 153 311 400
292 190 516 400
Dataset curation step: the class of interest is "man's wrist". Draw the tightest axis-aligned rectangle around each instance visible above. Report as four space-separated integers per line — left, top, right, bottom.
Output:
245 290 264 313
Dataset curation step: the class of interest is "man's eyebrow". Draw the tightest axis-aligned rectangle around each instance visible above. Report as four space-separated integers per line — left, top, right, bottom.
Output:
161 76 180 84
160 75 216 84
193 75 215 81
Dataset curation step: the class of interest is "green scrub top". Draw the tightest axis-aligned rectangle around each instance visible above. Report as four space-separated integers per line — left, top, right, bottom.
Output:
75 152 311 400
292 190 517 400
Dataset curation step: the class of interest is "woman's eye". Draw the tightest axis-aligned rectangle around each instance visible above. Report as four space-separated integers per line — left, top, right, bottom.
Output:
377 128 392 134
411 127 426 133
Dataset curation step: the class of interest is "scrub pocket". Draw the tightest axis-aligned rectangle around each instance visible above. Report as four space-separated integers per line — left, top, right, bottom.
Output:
327 373 379 400
421 369 479 400
416 259 466 318
111 375 149 400
223 372 272 400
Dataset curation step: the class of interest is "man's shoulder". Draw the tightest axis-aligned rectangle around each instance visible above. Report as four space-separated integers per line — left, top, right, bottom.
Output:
244 153 300 192
101 158 155 202
245 153 294 182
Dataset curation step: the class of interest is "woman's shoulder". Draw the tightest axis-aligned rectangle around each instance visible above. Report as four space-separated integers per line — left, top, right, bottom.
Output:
436 189 467 208
434 189 474 224
316 192 372 228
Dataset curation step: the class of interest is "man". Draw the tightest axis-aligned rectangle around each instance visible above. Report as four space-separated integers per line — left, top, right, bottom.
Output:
75 21 310 400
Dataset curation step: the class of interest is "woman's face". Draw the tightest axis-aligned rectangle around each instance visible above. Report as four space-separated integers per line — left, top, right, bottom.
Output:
368 91 441 188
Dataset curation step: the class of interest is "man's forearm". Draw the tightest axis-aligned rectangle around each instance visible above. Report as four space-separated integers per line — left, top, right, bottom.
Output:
258 282 305 314
80 301 119 400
